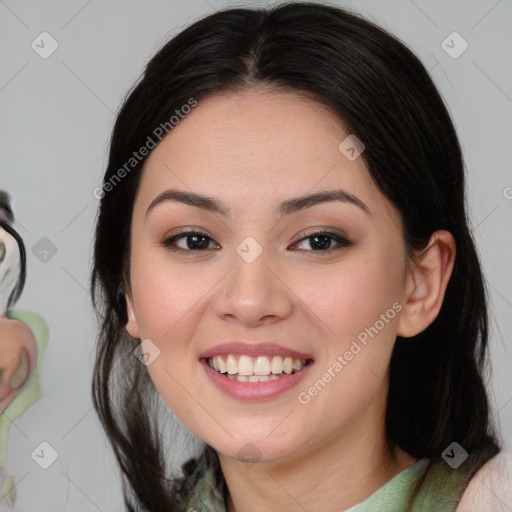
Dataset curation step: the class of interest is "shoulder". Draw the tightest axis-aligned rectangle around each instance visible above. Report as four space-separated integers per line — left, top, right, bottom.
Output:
5 309 49 347
456 450 512 511
0 315 35 339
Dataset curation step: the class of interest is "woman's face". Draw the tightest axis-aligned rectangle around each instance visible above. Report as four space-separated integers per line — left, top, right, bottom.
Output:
126 88 410 464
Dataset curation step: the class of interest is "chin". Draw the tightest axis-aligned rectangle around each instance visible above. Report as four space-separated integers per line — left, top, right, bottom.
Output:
212 433 304 466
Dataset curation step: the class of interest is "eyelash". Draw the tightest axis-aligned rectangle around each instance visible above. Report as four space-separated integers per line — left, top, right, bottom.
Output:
161 229 353 255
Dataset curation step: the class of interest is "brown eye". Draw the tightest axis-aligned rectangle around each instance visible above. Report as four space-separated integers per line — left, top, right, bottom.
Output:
291 231 352 253
162 231 219 252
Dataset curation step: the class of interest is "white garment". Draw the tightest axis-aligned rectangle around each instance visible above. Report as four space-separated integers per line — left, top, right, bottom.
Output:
456 450 512 511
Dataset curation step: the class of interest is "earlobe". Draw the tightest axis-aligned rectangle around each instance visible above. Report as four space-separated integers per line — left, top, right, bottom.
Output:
125 293 141 340
397 230 456 338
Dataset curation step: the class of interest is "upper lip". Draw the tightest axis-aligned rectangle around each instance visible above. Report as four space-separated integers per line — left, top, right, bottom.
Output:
199 342 314 361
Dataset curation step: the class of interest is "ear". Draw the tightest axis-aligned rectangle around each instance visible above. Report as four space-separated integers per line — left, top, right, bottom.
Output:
125 292 141 339
397 230 456 338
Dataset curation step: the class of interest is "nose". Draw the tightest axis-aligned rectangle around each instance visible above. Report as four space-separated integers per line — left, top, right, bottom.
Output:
212 241 294 327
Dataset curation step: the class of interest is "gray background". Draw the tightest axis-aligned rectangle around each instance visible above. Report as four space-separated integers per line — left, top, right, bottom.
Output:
1 0 511 510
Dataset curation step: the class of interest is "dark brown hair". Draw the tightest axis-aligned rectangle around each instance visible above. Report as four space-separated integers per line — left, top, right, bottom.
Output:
0 190 26 311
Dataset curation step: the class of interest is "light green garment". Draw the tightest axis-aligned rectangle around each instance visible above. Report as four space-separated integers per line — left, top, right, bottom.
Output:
181 446 475 512
0 309 49 507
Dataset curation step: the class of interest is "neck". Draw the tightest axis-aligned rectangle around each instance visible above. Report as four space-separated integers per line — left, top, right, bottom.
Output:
219 409 416 512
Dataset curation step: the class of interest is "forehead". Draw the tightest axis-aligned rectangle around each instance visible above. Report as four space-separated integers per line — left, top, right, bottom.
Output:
135 88 387 220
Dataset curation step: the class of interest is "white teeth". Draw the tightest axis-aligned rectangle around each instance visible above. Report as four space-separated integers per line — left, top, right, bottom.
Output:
270 355 283 374
207 354 309 380
226 374 279 382
254 356 271 376
249 375 269 382
238 355 254 376
226 354 237 375
227 374 278 382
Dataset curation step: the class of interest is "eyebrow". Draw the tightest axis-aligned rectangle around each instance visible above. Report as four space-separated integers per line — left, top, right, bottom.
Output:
145 188 371 219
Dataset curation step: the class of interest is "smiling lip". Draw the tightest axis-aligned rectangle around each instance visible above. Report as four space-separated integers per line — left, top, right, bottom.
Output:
199 341 315 401
198 341 314 361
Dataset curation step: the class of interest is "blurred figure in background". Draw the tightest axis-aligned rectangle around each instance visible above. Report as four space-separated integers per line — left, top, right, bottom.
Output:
0 190 48 509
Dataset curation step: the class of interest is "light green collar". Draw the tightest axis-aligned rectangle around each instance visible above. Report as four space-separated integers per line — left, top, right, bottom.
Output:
345 459 430 511
182 448 472 512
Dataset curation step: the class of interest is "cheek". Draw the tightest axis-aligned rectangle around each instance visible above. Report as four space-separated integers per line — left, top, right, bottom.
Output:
131 257 206 418
130 253 209 341
295 257 402 426
293 251 403 345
